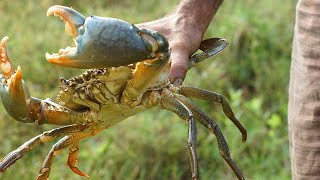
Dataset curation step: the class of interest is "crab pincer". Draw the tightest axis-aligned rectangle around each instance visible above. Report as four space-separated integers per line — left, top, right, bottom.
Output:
46 5 166 68
0 36 34 123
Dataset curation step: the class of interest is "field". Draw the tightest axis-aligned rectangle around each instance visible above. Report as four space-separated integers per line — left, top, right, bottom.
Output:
0 0 294 179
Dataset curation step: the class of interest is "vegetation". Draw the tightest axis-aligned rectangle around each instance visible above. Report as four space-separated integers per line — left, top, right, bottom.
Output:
0 0 294 179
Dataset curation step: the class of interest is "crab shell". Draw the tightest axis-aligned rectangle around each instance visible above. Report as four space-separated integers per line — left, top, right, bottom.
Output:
56 64 171 127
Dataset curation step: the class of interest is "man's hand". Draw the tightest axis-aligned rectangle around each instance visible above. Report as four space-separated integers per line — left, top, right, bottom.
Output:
138 0 223 85
137 14 203 85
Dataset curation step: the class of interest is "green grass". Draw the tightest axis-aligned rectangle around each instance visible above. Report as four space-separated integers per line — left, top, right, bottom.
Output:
0 0 294 179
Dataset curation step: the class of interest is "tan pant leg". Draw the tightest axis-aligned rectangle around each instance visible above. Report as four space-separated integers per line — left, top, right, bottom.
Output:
289 0 320 179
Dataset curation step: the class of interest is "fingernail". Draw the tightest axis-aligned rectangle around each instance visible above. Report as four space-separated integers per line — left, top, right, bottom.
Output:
173 79 183 86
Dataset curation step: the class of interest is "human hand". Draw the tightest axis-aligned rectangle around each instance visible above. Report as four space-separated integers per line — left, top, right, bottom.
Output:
137 0 223 86
137 14 204 86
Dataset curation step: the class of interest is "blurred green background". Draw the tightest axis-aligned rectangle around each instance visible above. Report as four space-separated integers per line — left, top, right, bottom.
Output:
0 0 294 179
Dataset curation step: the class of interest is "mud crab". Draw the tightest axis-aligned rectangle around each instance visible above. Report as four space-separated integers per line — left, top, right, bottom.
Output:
0 5 247 180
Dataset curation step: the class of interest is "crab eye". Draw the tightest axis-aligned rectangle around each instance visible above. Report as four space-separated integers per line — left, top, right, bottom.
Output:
141 34 158 53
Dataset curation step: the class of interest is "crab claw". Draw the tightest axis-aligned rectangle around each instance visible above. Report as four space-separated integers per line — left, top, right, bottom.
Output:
0 37 33 123
46 5 163 68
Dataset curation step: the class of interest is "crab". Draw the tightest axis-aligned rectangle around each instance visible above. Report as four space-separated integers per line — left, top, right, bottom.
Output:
0 5 247 180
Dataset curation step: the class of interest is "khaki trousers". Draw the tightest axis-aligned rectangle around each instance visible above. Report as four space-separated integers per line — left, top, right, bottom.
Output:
289 0 320 179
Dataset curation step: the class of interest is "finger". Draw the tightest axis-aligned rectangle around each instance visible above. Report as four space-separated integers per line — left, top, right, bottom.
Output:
169 47 190 85
136 18 171 37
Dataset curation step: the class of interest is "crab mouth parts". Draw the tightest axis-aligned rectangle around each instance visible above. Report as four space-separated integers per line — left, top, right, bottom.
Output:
45 6 85 64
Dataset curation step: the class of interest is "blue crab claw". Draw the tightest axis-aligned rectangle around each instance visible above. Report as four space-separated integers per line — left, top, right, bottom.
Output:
46 5 168 68
0 36 33 123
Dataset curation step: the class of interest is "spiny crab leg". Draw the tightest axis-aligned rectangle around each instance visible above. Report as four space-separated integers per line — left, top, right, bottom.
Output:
179 86 247 142
0 124 87 173
173 94 245 179
67 142 89 177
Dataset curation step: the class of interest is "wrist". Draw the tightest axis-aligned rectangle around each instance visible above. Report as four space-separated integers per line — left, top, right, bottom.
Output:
173 0 223 34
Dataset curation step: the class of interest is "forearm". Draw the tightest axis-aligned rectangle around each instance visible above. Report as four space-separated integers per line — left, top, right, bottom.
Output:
172 0 223 34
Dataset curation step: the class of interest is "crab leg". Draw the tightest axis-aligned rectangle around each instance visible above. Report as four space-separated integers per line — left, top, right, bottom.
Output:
159 96 198 180
37 125 103 180
178 86 247 142
173 94 245 180
0 124 87 173
68 142 89 177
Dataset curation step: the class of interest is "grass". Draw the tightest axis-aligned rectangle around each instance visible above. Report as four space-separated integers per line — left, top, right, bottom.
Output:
0 0 294 179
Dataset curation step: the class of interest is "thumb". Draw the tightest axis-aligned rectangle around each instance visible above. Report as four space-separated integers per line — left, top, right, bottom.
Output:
168 47 190 86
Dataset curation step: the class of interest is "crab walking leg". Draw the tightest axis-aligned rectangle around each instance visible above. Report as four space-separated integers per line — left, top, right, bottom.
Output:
37 126 103 180
178 86 247 142
159 96 198 180
67 142 89 177
174 94 245 180
0 124 87 173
